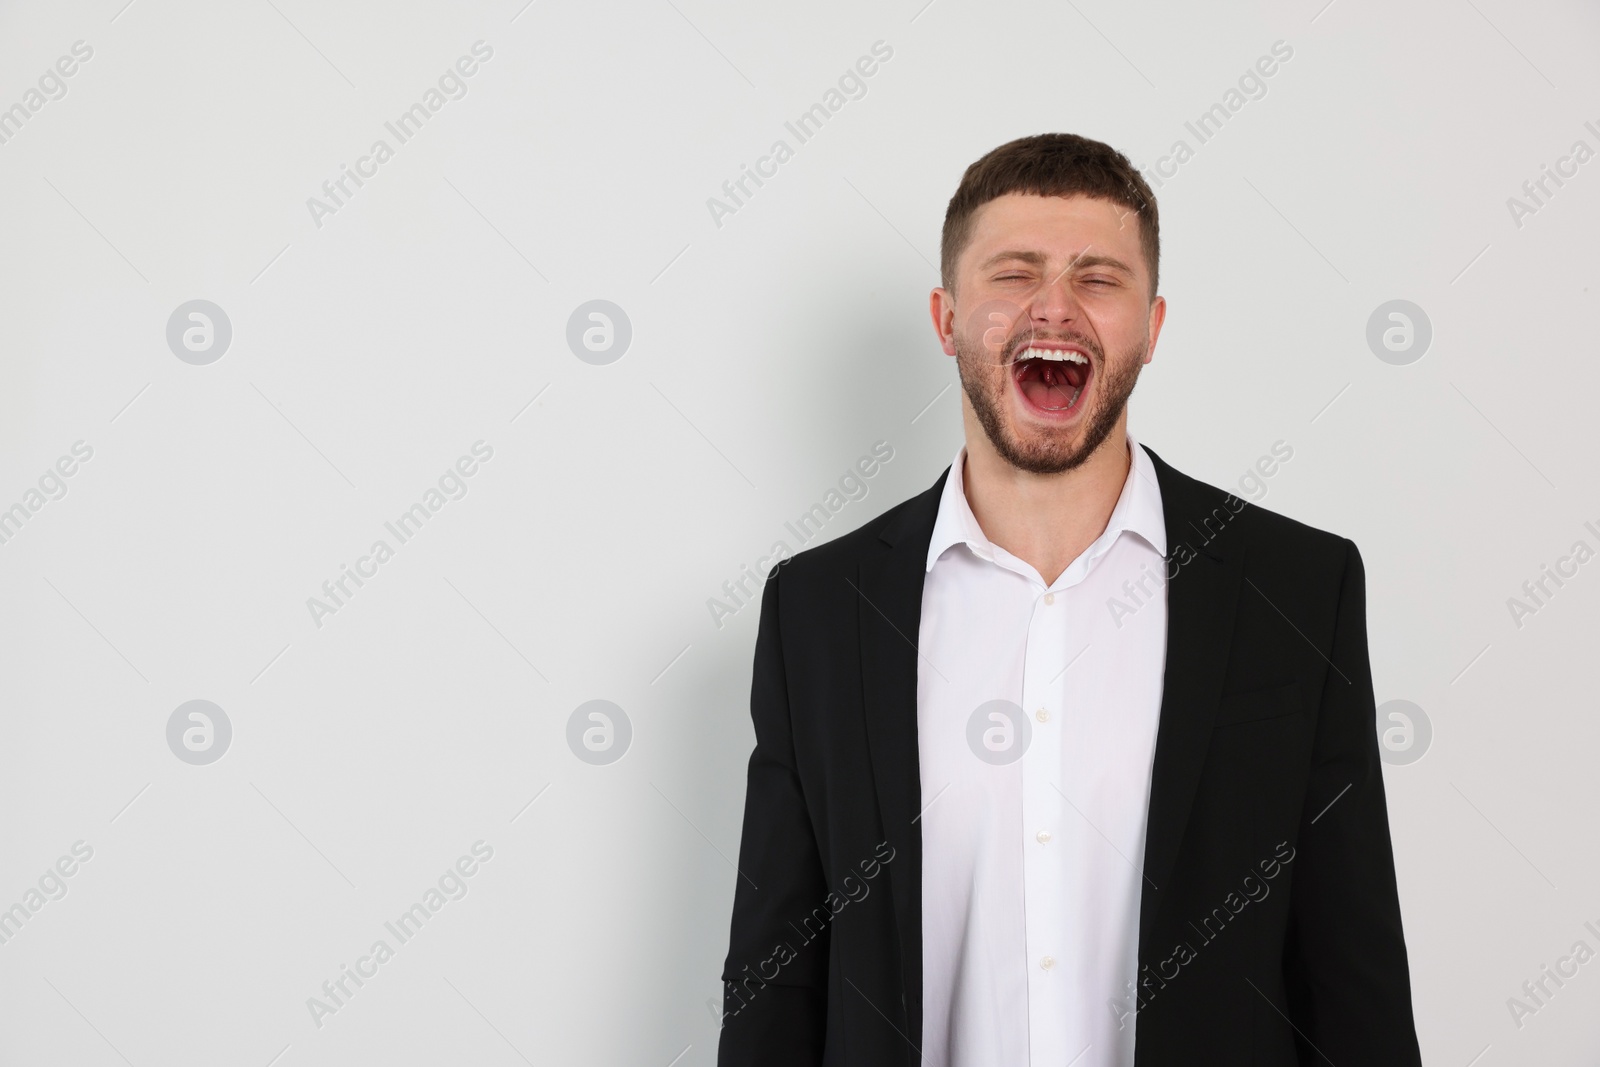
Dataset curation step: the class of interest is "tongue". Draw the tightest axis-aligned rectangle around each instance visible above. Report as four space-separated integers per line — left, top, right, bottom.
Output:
1016 358 1088 408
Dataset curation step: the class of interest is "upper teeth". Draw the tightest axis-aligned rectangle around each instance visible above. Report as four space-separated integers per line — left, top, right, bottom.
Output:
1021 347 1087 363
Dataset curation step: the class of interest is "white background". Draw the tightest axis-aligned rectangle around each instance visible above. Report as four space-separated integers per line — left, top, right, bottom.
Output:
1 0 1598 1064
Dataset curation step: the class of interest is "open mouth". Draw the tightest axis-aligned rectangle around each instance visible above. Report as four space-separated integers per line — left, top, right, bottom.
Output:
1011 345 1092 416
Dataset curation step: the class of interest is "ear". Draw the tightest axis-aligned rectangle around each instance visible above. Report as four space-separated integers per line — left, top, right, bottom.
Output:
930 286 958 357
1142 294 1167 365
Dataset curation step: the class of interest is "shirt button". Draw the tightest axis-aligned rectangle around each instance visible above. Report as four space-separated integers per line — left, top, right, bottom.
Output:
1035 708 1049 722
1040 955 1055 970
1036 829 1051 843
1043 592 1055 606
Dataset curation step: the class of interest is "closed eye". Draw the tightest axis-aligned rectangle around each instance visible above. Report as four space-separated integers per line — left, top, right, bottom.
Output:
992 273 1121 287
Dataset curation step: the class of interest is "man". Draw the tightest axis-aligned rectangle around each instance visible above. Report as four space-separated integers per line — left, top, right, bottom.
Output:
717 132 1422 1066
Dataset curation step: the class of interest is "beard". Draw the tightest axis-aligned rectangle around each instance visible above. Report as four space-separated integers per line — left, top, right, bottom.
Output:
953 325 1146 476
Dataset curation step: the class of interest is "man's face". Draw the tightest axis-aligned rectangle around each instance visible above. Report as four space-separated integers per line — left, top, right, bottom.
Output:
931 192 1166 475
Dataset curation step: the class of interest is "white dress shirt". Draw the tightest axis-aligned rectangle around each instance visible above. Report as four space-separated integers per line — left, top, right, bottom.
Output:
916 433 1168 1067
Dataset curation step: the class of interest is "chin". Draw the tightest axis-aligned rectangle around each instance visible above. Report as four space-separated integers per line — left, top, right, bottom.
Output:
996 435 1096 476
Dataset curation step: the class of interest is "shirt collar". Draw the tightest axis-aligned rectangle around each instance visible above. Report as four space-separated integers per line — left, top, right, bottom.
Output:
925 432 1167 574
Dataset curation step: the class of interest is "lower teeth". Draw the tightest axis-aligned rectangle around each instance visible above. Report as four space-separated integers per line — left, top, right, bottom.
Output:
1040 384 1082 411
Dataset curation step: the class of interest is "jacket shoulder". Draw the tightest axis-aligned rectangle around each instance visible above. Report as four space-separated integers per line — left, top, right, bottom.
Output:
1144 443 1352 565
763 468 948 583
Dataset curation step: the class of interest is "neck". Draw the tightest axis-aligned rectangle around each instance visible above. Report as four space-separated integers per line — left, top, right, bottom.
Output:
960 408 1132 587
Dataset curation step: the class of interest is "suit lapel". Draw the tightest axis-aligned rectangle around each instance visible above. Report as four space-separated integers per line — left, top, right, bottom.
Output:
857 466 947 1066
1137 444 1246 948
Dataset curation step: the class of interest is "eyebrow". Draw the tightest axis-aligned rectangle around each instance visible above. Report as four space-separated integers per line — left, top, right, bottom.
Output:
979 250 1135 275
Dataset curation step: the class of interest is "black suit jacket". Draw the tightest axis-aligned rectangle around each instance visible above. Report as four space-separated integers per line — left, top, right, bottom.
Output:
717 443 1422 1066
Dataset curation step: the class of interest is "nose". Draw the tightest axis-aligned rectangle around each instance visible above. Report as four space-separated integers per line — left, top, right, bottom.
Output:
1029 265 1081 331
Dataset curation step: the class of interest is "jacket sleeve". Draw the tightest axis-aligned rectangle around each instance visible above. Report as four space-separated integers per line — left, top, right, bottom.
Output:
717 567 830 1066
1282 539 1423 1064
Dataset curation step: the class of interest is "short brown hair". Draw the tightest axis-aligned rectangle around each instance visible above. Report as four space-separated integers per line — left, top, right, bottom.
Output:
940 132 1160 299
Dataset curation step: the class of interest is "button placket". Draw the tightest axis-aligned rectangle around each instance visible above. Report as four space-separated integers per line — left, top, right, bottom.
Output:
1021 582 1069 1038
